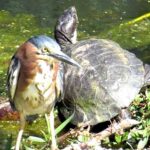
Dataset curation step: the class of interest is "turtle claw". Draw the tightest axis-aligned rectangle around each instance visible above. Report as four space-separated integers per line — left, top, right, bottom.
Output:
119 118 140 128
77 121 91 131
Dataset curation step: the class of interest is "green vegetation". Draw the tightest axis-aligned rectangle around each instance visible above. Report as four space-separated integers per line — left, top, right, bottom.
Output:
101 18 150 49
100 89 150 149
22 113 74 149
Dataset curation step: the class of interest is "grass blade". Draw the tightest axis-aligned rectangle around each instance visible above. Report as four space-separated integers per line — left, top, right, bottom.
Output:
45 114 51 135
55 113 74 135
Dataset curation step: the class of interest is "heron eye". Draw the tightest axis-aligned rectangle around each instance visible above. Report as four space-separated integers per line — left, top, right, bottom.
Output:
44 47 49 53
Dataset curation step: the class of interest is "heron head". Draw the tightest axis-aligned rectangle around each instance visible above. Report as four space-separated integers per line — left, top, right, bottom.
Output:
28 35 80 67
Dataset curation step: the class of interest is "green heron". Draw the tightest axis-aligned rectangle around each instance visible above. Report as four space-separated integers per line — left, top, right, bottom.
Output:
7 35 80 150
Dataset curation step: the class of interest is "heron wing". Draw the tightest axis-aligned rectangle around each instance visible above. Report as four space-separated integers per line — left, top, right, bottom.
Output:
56 64 64 101
7 56 21 103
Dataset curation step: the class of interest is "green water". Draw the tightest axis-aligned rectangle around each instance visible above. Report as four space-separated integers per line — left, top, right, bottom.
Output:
0 0 150 97
0 0 150 149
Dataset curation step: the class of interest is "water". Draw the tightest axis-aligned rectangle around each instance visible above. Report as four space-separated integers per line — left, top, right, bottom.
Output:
0 0 150 40
0 0 150 96
0 0 150 149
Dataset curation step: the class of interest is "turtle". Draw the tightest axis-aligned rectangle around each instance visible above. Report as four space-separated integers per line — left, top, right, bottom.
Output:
55 6 150 126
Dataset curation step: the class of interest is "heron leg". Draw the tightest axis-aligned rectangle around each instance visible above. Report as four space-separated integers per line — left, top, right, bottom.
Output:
15 113 25 150
49 108 57 150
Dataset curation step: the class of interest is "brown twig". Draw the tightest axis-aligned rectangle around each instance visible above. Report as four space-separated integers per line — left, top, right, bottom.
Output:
61 119 139 150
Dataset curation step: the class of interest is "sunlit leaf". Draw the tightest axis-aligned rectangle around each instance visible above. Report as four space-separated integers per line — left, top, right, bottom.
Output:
137 136 149 150
27 136 46 143
115 134 122 144
146 89 150 101
24 145 35 150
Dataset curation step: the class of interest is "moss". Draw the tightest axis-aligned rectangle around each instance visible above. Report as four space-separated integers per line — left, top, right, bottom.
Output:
74 97 96 113
99 19 150 49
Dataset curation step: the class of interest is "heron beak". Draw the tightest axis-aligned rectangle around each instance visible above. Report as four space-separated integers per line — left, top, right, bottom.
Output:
48 50 81 68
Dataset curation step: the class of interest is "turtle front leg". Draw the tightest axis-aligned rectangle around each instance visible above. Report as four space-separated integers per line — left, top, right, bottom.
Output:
120 108 131 120
49 108 58 150
75 121 91 139
15 113 26 150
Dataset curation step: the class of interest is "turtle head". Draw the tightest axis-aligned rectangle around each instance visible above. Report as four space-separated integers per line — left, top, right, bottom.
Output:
55 6 78 48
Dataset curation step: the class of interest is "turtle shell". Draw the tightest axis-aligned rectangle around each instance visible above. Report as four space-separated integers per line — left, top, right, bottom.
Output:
58 39 145 126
